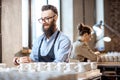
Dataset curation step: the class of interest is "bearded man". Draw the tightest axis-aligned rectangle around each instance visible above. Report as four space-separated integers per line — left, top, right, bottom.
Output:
13 5 71 65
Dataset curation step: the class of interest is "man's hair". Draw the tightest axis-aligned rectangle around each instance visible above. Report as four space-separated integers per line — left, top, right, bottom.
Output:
41 5 58 15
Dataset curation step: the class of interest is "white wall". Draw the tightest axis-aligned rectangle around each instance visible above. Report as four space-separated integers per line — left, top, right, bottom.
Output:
2 0 22 67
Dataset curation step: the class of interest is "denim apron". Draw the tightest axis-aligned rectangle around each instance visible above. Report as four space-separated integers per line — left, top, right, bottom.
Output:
38 31 60 62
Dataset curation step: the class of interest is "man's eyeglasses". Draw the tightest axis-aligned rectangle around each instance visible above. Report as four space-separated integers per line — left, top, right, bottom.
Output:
38 15 56 23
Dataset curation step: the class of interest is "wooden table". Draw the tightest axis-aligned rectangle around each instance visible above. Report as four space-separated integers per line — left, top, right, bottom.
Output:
78 69 102 80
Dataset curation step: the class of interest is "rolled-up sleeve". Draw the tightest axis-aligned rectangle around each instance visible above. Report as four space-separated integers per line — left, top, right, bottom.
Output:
29 37 42 62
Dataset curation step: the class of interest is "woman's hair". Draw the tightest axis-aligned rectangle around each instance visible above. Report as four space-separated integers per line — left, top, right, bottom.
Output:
77 23 92 36
41 4 58 15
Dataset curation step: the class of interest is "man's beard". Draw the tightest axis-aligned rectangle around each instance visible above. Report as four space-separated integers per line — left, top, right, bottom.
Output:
42 20 56 37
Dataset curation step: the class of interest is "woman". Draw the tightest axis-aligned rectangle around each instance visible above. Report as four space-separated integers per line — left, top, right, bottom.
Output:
70 23 99 62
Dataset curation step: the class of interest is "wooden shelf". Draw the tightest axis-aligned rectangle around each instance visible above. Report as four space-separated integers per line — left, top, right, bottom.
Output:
98 62 120 80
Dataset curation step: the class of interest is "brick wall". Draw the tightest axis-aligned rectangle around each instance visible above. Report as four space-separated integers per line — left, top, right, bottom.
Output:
105 0 120 51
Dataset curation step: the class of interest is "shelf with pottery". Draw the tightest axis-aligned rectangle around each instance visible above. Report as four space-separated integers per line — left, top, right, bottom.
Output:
97 62 120 80
97 52 120 79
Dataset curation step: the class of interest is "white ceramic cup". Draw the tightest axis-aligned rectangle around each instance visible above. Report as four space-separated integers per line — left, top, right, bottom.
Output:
55 62 66 72
90 62 97 70
46 62 57 72
0 63 6 68
77 62 91 73
18 63 29 72
28 63 37 72
108 56 114 62
64 62 78 73
118 56 120 61
37 62 47 72
113 56 118 62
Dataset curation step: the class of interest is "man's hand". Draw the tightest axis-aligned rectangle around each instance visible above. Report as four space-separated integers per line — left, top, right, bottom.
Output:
13 56 32 65
13 57 20 65
19 56 31 63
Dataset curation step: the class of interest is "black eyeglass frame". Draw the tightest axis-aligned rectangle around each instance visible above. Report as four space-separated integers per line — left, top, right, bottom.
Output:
38 15 56 23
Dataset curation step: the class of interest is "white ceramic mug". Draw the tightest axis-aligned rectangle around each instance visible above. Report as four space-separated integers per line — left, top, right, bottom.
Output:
46 62 57 72
77 62 91 73
55 62 66 72
0 63 6 68
37 62 47 72
28 63 37 72
90 62 97 70
18 63 29 72
64 62 78 73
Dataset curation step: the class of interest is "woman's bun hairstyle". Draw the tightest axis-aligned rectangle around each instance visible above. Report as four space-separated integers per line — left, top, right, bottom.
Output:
77 23 84 31
77 23 92 36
